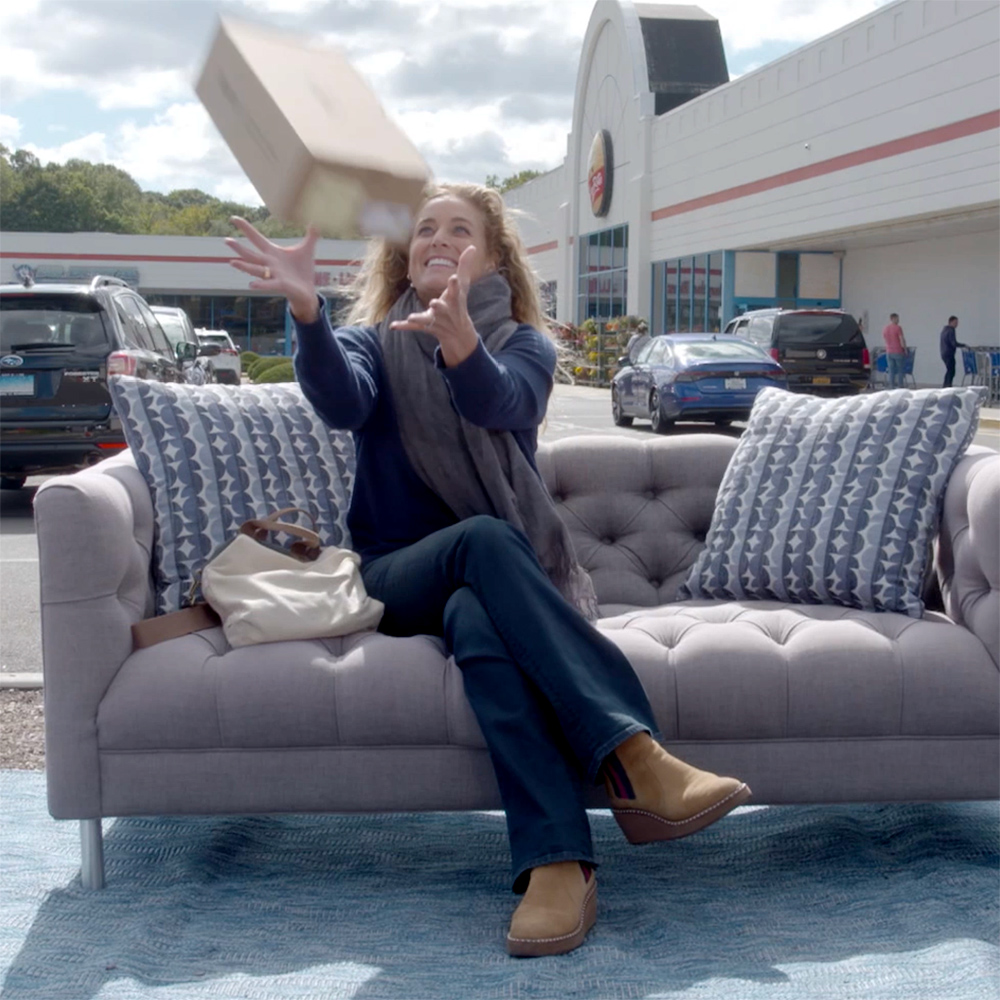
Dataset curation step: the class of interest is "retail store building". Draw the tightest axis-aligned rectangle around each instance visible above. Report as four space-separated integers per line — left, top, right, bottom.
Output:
508 0 999 386
0 232 367 357
2 0 997 384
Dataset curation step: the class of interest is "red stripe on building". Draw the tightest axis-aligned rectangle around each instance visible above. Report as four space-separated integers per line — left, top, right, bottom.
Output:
651 109 1000 222
526 240 559 255
0 251 359 266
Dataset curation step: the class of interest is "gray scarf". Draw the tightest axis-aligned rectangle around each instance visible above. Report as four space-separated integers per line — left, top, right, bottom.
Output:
378 271 600 621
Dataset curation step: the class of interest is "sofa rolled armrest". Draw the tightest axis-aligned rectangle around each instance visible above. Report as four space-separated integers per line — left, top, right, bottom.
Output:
34 451 156 818
936 445 999 668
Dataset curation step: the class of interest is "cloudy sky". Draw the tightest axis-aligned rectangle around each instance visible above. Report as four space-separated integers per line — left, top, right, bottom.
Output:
1 0 889 206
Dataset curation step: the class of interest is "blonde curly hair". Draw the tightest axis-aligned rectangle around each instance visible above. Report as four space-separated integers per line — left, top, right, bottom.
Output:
345 182 546 332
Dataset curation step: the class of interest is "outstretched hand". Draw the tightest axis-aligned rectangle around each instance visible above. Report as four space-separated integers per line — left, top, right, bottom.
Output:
390 246 480 366
226 217 321 323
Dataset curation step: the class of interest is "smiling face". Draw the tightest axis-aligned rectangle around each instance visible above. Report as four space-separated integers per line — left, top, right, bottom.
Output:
407 195 497 305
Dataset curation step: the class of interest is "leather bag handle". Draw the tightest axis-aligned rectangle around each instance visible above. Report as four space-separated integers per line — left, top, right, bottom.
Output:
239 507 322 560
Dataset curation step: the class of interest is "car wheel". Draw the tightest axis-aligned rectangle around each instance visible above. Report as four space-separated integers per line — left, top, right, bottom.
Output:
611 386 633 427
0 475 26 491
649 390 672 434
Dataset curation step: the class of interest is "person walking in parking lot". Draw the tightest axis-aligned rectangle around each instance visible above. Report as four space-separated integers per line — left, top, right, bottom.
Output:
882 313 907 389
225 182 751 958
940 316 966 388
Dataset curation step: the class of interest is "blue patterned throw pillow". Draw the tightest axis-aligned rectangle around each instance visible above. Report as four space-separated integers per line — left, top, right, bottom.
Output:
109 377 355 615
679 386 986 618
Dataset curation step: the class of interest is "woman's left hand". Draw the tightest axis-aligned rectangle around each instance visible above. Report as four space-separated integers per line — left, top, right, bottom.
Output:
390 246 479 366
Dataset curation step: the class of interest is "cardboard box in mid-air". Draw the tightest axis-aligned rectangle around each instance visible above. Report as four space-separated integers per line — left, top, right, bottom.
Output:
196 18 431 242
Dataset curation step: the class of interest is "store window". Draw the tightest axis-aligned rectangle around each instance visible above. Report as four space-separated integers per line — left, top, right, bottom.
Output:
692 255 707 331
577 224 628 322
665 262 677 332
708 253 723 332
651 251 725 334
144 294 291 352
249 297 287 355
678 259 692 331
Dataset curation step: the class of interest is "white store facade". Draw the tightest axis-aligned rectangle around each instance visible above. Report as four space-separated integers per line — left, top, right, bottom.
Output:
1 0 997 384
508 0 1000 386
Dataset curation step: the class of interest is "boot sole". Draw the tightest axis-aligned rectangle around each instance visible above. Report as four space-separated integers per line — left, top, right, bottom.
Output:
506 879 598 958
613 782 752 844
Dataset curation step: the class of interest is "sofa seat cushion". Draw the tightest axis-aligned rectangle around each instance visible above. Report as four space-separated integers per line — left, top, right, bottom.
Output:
98 602 998 754
98 628 487 752
598 601 999 741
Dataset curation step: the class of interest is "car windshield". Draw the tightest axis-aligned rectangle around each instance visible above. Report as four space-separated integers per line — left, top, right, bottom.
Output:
673 340 770 363
0 295 110 352
154 313 187 347
198 333 232 347
776 314 862 345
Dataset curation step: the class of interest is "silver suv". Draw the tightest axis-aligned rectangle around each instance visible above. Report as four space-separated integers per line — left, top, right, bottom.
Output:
151 306 217 386
195 328 242 384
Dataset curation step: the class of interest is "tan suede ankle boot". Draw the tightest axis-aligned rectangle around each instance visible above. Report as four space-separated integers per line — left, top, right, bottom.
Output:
604 733 751 844
506 861 597 957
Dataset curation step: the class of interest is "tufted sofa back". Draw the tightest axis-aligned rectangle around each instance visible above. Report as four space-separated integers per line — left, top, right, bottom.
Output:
936 446 1000 667
538 434 738 615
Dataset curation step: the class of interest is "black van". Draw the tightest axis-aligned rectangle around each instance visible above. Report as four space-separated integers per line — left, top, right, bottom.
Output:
724 308 870 396
0 275 186 489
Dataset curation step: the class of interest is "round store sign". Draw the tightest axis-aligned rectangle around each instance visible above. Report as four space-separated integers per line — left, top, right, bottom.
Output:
588 129 613 217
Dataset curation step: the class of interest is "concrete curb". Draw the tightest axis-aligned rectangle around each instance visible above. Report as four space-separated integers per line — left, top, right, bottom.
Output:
1 673 44 690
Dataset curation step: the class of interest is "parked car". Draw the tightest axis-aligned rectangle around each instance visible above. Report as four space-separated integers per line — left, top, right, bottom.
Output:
195 329 241 384
724 308 869 395
0 274 185 489
611 333 787 432
151 306 219 386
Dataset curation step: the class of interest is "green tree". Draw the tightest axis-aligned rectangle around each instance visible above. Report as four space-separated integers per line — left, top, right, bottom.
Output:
0 147 300 237
486 169 543 193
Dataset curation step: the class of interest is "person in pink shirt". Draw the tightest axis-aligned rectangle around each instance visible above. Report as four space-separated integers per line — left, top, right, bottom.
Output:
882 312 907 389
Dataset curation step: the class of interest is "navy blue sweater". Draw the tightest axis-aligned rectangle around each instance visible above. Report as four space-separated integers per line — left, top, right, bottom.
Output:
293 302 557 561
939 324 965 361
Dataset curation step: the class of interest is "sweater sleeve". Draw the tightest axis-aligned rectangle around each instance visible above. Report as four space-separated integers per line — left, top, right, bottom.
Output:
434 325 556 431
292 299 381 431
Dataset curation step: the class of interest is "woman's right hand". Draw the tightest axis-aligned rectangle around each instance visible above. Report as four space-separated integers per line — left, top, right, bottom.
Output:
226 217 321 324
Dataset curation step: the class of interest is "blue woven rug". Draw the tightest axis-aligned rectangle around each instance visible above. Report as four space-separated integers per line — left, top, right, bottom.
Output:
1 771 997 1000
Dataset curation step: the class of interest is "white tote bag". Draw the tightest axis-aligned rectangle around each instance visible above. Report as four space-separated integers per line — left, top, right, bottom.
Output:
200 508 384 648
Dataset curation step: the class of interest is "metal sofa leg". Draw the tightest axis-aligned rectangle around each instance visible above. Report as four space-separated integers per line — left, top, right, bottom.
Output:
80 819 105 889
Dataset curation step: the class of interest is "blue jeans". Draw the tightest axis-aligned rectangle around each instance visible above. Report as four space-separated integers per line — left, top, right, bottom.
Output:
361 515 657 890
887 352 906 388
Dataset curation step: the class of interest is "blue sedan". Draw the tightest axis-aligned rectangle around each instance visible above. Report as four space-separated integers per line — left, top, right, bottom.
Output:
611 333 787 432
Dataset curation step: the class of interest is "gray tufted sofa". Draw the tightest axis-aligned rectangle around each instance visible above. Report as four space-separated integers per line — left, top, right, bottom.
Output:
34 434 1000 889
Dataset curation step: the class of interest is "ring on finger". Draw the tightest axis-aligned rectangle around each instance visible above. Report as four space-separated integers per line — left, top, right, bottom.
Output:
263 266 271 280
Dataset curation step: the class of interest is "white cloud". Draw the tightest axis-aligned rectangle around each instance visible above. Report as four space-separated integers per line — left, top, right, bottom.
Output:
0 0 893 197
96 69 192 111
17 102 260 204
114 103 256 200
24 131 110 165
710 0 886 53
0 115 22 146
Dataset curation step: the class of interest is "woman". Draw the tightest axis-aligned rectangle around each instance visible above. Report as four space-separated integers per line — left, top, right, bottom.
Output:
226 183 750 958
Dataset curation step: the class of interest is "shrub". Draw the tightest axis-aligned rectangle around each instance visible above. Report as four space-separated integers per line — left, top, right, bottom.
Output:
240 351 260 368
254 362 296 383
248 356 292 381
